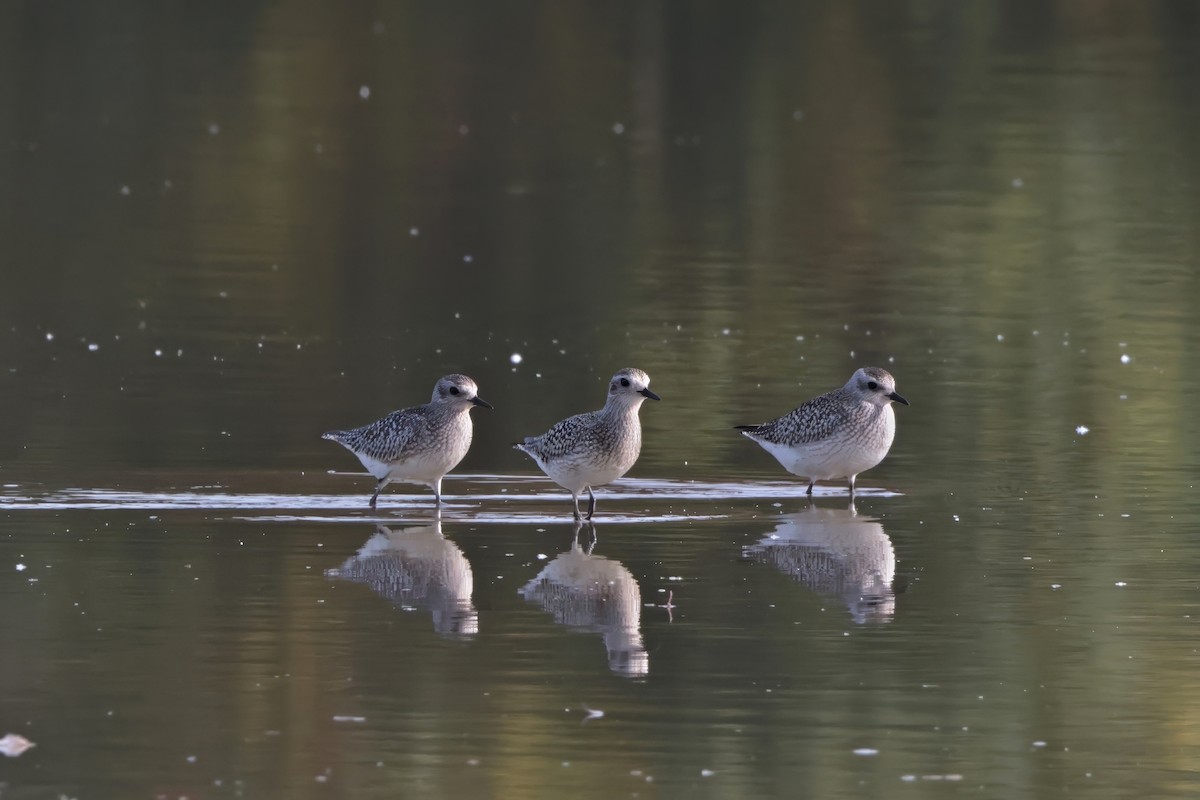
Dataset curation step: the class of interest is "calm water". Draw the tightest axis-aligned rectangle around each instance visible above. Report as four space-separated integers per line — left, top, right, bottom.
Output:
4 3 1200 798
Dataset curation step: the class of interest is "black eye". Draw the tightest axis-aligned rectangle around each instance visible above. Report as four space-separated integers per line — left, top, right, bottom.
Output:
867 381 879 391
620 378 630 387
449 386 460 395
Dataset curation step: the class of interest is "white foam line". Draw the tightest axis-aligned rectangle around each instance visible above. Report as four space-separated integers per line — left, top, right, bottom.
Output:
1 477 900 512
235 513 728 525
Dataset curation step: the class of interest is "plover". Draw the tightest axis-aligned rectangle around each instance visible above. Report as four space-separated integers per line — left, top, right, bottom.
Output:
736 366 908 496
323 374 492 508
514 367 660 519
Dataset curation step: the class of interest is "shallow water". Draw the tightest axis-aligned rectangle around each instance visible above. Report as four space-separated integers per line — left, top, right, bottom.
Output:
4 3 1200 799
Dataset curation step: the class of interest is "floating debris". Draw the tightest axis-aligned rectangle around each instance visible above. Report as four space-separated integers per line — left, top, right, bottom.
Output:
1075 425 1090 435
0 733 36 757
581 705 605 721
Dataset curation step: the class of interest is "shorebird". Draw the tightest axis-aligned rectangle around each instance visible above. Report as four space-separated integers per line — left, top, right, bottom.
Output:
736 366 907 496
323 374 491 508
515 368 660 519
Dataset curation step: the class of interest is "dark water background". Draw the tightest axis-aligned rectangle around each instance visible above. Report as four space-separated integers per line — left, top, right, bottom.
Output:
3 3 1200 798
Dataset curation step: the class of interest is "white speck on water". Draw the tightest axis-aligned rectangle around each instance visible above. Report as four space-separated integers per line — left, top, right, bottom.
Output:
582 705 605 721
792 109 804 120
1075 425 1090 435
119 185 130 196
1051 583 1062 590
186 755 197 763
208 123 220 135
536 553 547 560
15 563 26 572
1012 177 1024 188
612 122 625 135
332 715 367 723
510 353 523 365
45 332 54 341
795 335 805 341
87 343 99 352
1120 353 1131 364
996 333 1004 342
722 328 731 336
701 769 716 777
853 748 879 756
463 254 473 263
902 775 917 782
952 515 960 522
458 124 469 136
358 85 371 99
1032 740 1047 748
154 349 162 357
409 227 419 236
1115 581 1127 587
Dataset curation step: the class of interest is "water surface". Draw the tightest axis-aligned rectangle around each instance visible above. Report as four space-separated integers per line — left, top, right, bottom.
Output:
3 3 1200 798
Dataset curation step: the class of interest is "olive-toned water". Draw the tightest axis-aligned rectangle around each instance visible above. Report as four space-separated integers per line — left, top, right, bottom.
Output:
3 3 1200 798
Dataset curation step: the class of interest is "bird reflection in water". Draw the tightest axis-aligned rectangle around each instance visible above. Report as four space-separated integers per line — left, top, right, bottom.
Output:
519 522 649 677
743 502 896 623
325 519 478 639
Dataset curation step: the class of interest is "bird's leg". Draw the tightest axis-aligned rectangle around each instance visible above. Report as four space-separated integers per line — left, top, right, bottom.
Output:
805 480 814 497
847 475 857 496
571 492 582 520
433 477 443 505
370 477 391 509
585 486 597 520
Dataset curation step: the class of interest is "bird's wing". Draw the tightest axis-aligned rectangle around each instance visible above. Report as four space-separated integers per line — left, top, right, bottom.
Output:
751 394 850 445
346 406 431 463
521 411 600 461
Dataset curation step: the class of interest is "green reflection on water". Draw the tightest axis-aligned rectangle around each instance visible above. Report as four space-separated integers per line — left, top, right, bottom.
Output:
2 2 1200 798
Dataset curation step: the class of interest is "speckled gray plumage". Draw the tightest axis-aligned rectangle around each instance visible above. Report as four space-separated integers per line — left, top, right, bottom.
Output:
517 404 642 468
515 367 660 519
323 373 490 507
325 402 467 465
737 367 907 495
